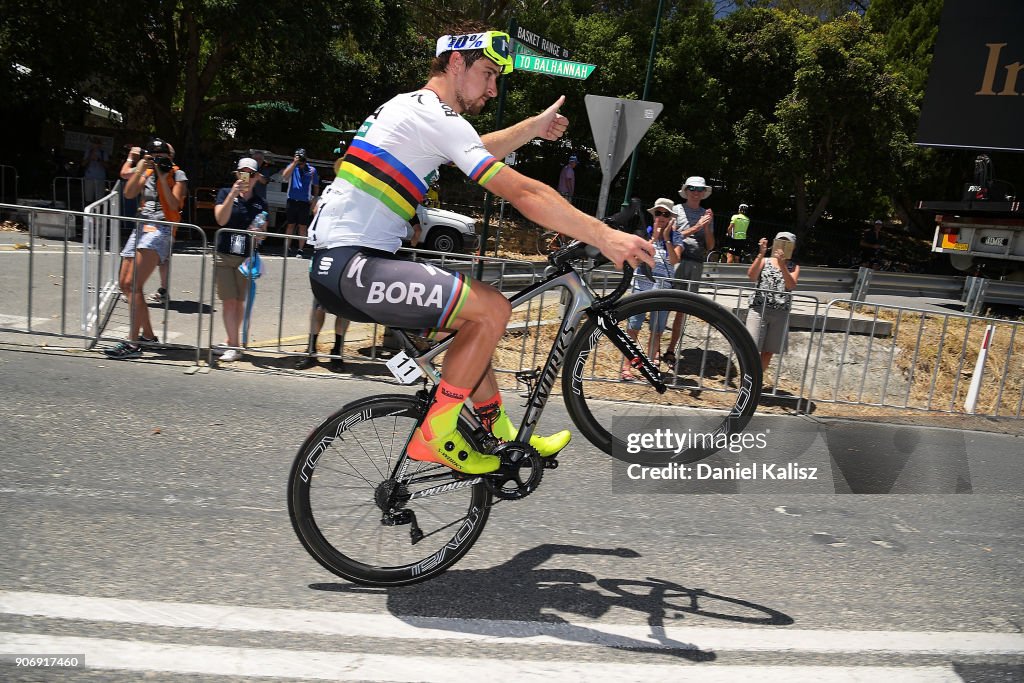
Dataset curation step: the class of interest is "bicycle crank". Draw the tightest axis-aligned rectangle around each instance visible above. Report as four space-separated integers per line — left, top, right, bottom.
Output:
485 441 544 501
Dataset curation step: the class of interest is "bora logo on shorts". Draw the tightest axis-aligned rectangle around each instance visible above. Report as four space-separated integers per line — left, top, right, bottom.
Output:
366 281 444 308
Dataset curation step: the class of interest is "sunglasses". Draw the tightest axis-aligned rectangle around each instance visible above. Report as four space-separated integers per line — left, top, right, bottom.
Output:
653 210 672 217
685 185 706 192
435 31 513 74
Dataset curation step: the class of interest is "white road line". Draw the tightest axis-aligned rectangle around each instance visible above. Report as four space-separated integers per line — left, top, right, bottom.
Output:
1 591 1022 655
0 632 966 682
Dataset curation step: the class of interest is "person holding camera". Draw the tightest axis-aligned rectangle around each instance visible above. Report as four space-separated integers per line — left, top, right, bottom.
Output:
211 158 268 362
746 231 800 375
105 138 187 360
281 148 320 257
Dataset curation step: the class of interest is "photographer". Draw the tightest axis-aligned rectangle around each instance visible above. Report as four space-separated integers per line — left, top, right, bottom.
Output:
281 147 320 257
106 137 187 360
746 231 801 376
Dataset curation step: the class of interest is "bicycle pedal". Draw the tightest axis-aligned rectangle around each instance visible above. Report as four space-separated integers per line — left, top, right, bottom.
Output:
542 457 559 470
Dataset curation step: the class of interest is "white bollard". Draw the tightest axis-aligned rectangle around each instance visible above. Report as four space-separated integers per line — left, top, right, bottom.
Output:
964 324 995 414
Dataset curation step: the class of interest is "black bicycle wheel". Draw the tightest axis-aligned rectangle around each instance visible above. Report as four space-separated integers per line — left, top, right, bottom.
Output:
705 250 724 264
288 394 492 586
562 290 762 464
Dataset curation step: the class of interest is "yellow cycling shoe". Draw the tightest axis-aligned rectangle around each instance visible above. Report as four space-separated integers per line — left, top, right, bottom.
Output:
491 419 571 457
525 429 572 458
407 427 501 474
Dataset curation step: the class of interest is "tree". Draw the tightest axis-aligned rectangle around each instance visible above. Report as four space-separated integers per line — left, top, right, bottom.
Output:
764 13 917 238
1 0 423 177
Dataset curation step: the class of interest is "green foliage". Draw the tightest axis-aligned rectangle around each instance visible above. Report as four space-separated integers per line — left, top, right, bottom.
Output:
0 0 968 240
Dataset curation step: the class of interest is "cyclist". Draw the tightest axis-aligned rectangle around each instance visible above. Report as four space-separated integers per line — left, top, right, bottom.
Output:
725 203 751 264
306 22 654 475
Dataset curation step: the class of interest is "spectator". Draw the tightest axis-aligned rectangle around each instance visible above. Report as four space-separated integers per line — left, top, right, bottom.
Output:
746 232 800 375
281 148 320 257
211 157 268 362
557 155 577 201
622 198 682 380
118 145 142 231
663 175 715 365
725 203 751 263
81 137 109 207
147 141 187 305
294 299 350 371
860 219 885 269
249 149 273 201
105 137 186 360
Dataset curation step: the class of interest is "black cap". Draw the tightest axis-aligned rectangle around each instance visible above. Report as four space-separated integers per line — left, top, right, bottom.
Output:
147 137 170 155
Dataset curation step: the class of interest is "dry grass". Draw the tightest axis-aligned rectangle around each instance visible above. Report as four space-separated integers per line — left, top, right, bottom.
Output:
835 305 1024 417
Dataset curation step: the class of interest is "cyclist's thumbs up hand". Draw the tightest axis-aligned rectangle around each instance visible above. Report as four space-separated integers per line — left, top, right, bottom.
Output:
536 95 568 141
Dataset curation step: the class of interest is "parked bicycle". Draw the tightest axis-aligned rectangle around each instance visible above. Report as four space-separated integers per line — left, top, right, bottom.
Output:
288 240 762 586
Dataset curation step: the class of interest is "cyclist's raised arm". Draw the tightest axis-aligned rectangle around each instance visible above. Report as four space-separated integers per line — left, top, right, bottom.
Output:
480 96 567 160
485 165 654 270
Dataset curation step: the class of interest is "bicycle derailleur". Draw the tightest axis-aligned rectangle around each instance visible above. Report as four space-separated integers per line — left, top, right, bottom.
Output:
484 440 544 501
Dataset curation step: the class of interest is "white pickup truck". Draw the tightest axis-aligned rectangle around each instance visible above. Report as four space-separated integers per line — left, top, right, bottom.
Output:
264 181 479 253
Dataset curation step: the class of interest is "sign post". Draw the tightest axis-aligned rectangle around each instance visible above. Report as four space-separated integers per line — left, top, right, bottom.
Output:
478 20 590 276
513 54 595 80
585 95 663 219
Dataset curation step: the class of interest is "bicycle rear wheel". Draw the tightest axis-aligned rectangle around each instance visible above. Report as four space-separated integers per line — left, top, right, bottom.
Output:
705 250 724 264
562 290 761 464
288 394 491 586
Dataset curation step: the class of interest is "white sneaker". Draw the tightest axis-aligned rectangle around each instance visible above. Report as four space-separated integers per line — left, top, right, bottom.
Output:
219 349 242 362
211 344 228 356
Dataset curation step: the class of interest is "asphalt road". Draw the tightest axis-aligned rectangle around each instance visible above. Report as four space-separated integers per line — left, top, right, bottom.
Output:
1 346 1022 681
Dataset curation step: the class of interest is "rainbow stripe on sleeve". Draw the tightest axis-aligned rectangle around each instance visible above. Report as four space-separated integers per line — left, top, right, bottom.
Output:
469 157 506 186
336 139 427 220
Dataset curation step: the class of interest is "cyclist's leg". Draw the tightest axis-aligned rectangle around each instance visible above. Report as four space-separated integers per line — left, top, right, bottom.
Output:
470 365 572 457
311 248 506 473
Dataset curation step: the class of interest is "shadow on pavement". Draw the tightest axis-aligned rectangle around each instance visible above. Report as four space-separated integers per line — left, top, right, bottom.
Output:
312 543 793 661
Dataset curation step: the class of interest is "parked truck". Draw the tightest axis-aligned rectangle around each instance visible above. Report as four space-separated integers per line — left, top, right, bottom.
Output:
915 0 1023 280
920 155 1023 279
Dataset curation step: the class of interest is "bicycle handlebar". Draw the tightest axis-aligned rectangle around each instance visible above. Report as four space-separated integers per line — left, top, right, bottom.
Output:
547 239 634 312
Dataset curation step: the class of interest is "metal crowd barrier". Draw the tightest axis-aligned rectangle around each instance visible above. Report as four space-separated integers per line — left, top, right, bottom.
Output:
807 300 1023 418
2 213 1021 420
0 201 209 363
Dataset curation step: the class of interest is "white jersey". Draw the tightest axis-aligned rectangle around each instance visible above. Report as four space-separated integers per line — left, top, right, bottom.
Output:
309 89 506 252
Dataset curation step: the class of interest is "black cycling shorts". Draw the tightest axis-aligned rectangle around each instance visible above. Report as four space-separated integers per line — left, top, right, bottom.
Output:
308 246 471 331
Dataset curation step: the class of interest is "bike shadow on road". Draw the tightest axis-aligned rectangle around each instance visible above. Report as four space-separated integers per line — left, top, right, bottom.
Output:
312 543 793 661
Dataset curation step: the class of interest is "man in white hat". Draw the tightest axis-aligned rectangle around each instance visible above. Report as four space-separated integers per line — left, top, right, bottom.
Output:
663 175 715 365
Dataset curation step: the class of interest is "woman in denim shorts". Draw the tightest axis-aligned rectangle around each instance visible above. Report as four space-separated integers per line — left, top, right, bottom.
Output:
106 138 187 360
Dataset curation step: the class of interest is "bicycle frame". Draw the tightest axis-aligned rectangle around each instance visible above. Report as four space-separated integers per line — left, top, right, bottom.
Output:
388 258 665 495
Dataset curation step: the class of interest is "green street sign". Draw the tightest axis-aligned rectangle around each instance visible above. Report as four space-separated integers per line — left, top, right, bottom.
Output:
514 54 596 80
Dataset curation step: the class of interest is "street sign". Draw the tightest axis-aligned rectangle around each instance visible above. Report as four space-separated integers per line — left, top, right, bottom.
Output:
514 54 595 80
514 25 570 60
585 95 663 218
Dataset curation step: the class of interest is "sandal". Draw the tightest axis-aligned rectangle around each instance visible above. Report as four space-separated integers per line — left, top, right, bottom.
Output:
662 350 676 366
620 369 636 381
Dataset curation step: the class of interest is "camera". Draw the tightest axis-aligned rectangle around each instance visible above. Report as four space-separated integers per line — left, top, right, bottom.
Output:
153 156 174 173
294 148 307 163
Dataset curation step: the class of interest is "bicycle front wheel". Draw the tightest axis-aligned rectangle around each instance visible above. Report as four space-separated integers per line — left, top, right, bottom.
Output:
288 394 492 586
562 290 761 463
